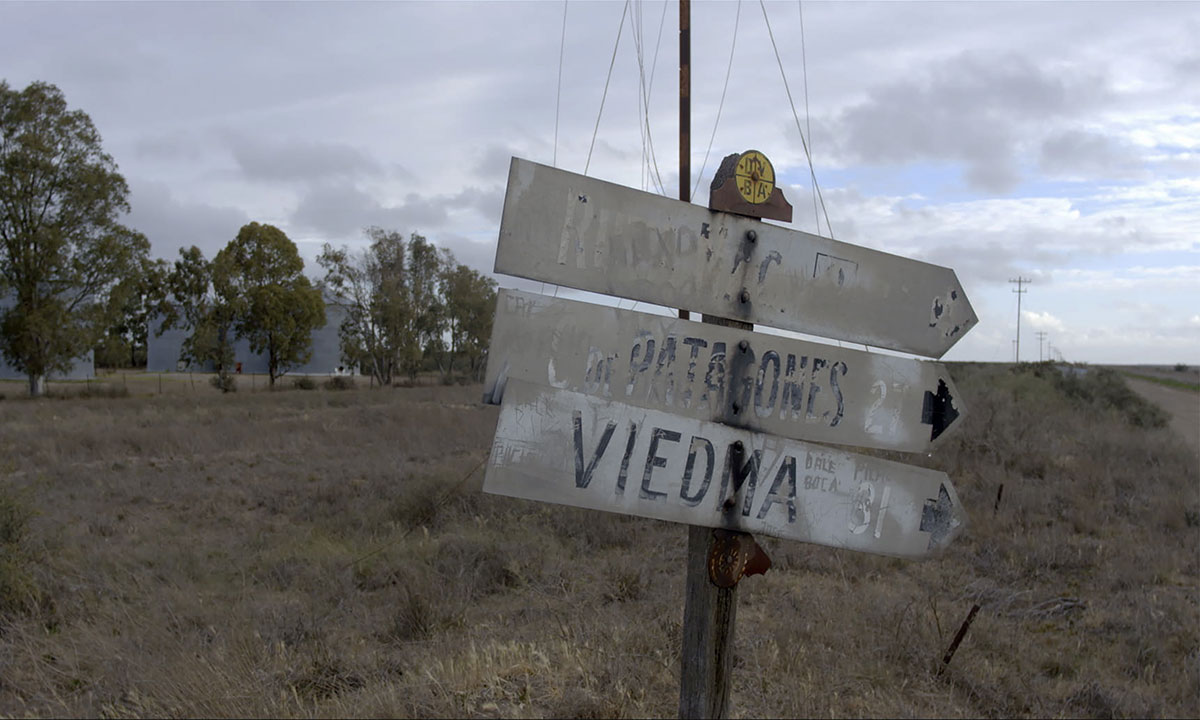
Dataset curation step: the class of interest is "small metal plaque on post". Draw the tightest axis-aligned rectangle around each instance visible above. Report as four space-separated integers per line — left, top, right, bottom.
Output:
709 150 793 223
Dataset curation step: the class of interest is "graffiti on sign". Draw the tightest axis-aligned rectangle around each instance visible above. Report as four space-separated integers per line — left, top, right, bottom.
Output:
484 290 964 453
496 157 976 358
485 380 966 558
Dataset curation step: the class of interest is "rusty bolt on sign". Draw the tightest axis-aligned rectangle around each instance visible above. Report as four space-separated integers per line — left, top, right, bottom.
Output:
708 529 773 588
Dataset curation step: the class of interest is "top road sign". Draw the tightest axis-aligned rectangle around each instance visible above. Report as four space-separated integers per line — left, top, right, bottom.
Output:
495 158 977 358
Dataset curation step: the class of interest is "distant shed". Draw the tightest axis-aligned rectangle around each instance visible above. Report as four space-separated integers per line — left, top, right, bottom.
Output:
146 302 352 376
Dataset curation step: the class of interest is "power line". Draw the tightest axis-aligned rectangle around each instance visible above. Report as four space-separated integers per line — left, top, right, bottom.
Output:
1009 277 1031 363
1035 330 1048 362
631 0 667 195
584 0 630 176
553 0 568 168
797 0 818 234
759 0 834 238
691 0 742 201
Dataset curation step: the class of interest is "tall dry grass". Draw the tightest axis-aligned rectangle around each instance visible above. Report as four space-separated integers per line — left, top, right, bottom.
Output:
0 363 1196 717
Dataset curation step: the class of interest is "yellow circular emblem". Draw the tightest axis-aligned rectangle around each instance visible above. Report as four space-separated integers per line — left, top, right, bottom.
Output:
734 150 775 205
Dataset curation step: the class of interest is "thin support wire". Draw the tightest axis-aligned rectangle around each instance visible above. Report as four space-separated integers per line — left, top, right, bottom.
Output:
692 0 742 201
759 0 834 238
798 0 819 233
632 0 667 195
553 0 568 168
585 0 631 176
643 0 670 194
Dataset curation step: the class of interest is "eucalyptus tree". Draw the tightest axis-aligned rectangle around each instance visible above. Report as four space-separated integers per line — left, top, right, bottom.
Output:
440 261 497 380
98 256 169 368
0 81 149 395
318 226 415 386
213 222 324 388
162 245 236 380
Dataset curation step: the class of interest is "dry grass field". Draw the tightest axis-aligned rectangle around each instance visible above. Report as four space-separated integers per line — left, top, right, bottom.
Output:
0 363 1197 718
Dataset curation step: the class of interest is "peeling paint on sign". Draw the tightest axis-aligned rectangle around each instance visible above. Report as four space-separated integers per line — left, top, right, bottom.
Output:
485 380 966 558
495 158 977 358
483 290 966 453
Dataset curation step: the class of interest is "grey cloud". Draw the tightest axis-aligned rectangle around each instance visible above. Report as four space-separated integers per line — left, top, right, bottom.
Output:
225 134 383 184
475 145 520 183
1039 130 1142 179
912 242 1052 287
124 180 250 260
834 51 1112 192
289 180 509 240
134 131 205 161
290 184 449 239
449 186 505 223
436 233 499 276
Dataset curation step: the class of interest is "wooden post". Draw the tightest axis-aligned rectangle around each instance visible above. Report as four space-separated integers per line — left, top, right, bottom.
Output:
675 1 741 715
677 0 690 323
681 526 737 718
681 311 753 718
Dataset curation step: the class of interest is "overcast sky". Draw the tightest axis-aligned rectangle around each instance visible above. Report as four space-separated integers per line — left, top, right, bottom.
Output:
3 0 1197 363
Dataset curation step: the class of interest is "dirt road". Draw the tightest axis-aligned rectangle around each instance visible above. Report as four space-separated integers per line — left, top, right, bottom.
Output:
1124 376 1199 455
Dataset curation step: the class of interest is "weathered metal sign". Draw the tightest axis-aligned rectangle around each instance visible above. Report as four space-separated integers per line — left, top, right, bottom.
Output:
496 157 976 358
486 380 966 559
484 290 964 453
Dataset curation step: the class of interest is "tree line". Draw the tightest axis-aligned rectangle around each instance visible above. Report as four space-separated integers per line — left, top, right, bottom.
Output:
1 80 496 396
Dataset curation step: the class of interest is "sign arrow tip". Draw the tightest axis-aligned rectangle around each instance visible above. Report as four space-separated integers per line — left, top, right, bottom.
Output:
922 377 962 441
921 482 966 551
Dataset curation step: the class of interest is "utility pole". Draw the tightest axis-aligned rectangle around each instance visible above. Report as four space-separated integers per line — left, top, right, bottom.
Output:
1009 277 1031 363
677 0 690 322
677 2 737 717
1035 331 1048 362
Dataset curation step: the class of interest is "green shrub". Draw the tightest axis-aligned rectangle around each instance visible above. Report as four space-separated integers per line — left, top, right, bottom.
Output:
292 376 317 390
323 376 355 391
211 374 237 393
1013 364 1168 429
1175 363 1189 372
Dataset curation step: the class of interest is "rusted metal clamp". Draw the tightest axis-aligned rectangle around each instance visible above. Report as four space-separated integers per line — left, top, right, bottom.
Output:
707 529 772 588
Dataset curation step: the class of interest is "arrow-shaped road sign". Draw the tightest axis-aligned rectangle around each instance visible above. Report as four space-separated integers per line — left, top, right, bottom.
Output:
495 158 977 359
485 380 967 559
484 289 966 453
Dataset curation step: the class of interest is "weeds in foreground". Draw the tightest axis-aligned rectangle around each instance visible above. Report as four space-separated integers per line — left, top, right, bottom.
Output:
0 491 37 616
0 367 1195 717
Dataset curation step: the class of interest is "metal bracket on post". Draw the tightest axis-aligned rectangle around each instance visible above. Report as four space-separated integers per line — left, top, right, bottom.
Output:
708 529 773 588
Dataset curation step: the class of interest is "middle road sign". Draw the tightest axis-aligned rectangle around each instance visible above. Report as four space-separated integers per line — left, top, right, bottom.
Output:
496 157 977 359
483 289 965 454
485 379 966 559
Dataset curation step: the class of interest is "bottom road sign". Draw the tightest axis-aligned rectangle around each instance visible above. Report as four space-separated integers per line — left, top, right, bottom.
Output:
486 380 966 559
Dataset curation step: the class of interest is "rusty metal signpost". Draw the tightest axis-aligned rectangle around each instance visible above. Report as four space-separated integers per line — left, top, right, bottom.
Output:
481 150 976 717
